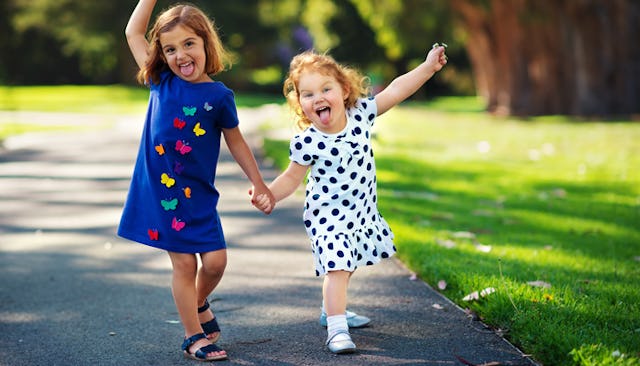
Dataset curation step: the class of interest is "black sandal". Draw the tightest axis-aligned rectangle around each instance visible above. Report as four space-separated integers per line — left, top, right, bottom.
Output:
181 333 227 361
198 299 221 343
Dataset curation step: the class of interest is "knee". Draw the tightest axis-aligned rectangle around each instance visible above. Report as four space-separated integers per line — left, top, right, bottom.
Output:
169 253 198 277
201 253 227 277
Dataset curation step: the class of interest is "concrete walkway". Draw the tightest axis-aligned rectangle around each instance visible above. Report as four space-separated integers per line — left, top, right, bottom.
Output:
0 109 537 365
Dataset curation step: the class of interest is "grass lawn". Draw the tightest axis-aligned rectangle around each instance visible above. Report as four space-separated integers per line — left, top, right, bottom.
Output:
0 85 282 140
261 98 640 365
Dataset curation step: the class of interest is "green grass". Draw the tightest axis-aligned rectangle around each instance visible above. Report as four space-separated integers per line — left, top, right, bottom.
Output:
0 85 282 114
262 99 640 365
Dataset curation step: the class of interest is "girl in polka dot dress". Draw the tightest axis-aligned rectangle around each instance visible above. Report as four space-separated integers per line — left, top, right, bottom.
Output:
119 0 274 361
254 47 447 353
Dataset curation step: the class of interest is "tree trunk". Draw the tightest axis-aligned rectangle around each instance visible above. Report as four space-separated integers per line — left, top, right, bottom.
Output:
450 0 640 116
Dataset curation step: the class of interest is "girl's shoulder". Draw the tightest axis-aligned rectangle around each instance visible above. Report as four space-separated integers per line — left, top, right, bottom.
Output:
347 97 377 126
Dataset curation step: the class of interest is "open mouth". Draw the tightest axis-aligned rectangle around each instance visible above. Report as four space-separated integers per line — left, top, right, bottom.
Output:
316 106 331 124
179 61 195 77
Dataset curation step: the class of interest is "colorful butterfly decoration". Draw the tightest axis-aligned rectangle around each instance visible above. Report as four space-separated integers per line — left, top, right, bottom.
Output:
183 187 192 199
171 217 186 231
204 102 213 111
147 229 159 241
155 144 165 155
193 122 206 137
161 198 179 211
161 173 175 188
183 106 197 116
173 161 185 175
175 140 192 155
173 117 186 130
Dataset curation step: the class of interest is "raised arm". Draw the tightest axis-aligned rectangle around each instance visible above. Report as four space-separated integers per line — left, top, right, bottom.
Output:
125 0 157 70
374 45 447 116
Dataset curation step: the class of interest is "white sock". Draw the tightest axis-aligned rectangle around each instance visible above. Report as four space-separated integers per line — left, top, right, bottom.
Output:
326 314 348 338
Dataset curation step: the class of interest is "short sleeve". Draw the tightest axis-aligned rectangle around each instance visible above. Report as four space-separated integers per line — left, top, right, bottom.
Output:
359 97 377 127
289 133 315 166
215 88 240 129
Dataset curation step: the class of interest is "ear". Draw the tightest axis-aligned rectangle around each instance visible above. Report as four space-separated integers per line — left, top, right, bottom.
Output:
343 85 351 102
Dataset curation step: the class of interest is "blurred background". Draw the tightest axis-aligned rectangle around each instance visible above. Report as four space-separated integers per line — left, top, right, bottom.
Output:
1 0 638 117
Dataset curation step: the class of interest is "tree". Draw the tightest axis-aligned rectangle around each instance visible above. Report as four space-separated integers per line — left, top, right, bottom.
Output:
450 0 640 116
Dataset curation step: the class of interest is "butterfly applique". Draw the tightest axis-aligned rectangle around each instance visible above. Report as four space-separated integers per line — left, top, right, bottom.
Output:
183 187 192 199
173 161 184 175
161 173 175 188
175 140 192 155
155 144 165 155
193 122 206 137
204 102 213 111
173 117 186 130
148 229 159 241
183 106 197 116
171 217 186 231
161 198 178 211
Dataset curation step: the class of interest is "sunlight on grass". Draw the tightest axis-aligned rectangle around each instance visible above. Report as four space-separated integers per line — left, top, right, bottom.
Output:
263 96 640 365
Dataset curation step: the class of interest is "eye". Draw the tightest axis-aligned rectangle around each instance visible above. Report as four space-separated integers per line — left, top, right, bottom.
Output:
163 47 176 55
185 40 195 48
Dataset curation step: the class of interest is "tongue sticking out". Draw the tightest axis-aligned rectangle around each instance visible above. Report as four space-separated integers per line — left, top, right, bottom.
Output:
180 63 195 77
318 108 331 125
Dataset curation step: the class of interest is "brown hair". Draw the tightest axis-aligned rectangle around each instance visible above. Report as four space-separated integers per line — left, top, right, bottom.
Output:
283 51 370 131
137 3 231 85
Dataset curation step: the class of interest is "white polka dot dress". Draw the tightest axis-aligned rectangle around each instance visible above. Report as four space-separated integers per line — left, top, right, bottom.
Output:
289 97 396 276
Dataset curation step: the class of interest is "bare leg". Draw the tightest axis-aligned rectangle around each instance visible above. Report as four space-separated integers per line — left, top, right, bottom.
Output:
168 251 225 359
323 270 351 316
196 249 227 340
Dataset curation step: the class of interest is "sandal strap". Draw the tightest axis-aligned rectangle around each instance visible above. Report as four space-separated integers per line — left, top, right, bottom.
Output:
181 332 207 351
195 343 224 359
197 299 210 313
201 317 220 334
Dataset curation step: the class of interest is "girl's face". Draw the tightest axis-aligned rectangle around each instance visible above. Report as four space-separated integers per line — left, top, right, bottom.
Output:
159 25 210 83
297 71 349 134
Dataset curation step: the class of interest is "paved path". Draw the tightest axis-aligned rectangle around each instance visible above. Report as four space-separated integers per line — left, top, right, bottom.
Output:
0 109 537 365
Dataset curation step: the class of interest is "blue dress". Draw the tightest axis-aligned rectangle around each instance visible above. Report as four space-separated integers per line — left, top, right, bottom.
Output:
118 71 239 253
289 97 396 276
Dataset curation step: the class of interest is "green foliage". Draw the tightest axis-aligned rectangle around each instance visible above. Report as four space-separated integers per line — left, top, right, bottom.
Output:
0 85 283 113
262 97 640 365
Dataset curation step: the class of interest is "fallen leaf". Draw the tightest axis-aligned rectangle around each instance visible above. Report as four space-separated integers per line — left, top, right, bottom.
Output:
463 291 479 301
480 287 496 297
437 280 447 290
527 280 551 288
408 272 417 281
432 303 444 310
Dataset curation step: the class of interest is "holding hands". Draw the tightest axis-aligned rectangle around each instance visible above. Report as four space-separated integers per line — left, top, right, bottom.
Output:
249 187 274 214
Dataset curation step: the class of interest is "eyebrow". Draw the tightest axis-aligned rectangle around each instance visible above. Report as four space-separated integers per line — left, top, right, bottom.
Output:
161 37 198 50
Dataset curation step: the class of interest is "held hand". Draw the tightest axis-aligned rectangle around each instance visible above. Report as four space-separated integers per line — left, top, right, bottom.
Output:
426 43 448 73
249 186 275 214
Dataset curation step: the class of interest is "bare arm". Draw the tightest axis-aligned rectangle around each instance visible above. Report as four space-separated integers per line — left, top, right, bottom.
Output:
268 161 308 202
223 127 275 213
375 45 447 116
125 0 157 70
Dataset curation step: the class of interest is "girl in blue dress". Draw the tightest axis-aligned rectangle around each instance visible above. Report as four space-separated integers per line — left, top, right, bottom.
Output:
119 0 274 361
253 47 447 353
